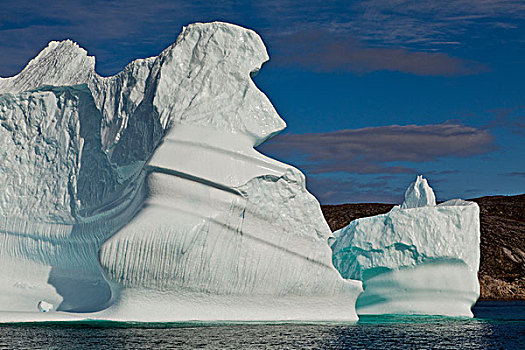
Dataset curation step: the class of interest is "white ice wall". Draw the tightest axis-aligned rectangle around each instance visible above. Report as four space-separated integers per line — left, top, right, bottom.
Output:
0 22 361 321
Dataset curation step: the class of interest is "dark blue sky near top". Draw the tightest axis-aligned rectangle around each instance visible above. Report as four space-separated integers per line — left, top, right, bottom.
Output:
0 0 524 203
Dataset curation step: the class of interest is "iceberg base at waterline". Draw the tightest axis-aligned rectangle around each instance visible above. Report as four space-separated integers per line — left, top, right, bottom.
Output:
355 260 479 317
0 294 360 323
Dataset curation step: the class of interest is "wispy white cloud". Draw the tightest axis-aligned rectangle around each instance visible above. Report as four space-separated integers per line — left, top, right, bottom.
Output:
349 0 525 46
255 0 525 49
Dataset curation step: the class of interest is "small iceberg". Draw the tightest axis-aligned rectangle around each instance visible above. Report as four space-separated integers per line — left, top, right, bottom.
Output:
331 175 480 317
37 301 53 313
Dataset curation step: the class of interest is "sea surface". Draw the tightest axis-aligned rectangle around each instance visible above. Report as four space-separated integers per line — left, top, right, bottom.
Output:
0 301 523 349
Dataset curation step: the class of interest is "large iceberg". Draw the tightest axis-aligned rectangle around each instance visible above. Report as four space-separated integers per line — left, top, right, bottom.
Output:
0 22 361 322
331 175 480 317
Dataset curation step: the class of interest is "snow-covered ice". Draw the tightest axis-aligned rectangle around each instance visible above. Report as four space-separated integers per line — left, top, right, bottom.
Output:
0 22 361 322
331 176 480 317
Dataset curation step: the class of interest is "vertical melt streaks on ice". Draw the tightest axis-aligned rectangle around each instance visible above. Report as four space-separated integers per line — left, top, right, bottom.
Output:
95 23 360 319
0 22 361 320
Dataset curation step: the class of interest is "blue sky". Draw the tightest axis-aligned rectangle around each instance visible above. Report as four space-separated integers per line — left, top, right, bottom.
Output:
1 0 524 203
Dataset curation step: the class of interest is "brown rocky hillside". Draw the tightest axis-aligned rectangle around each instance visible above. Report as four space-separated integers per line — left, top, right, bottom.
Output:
321 193 525 300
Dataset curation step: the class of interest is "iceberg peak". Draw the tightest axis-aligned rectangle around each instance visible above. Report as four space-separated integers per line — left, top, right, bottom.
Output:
401 175 436 209
0 39 95 93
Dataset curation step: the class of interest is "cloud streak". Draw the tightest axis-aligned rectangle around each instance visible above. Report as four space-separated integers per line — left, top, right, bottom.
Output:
274 30 488 76
259 123 496 174
255 0 525 49
348 0 525 46
485 108 525 136
502 172 525 178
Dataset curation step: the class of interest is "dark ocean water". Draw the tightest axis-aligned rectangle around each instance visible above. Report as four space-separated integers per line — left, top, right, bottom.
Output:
0 301 523 350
